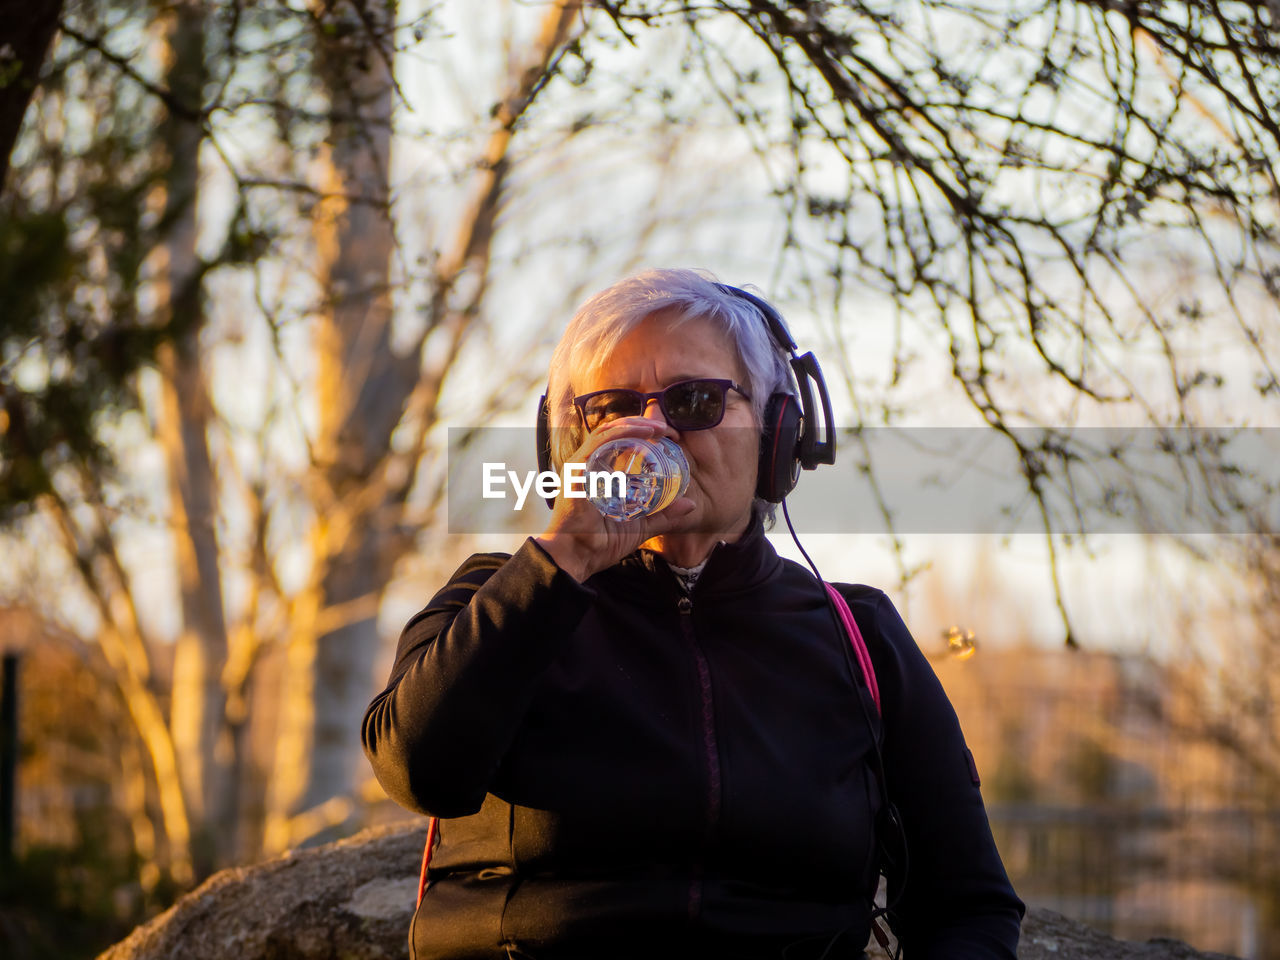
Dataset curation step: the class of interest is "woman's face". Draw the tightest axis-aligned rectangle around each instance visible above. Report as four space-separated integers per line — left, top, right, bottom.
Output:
573 310 760 541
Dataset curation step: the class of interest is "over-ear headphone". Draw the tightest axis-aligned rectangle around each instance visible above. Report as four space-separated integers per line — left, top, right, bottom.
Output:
536 283 835 504
717 284 836 501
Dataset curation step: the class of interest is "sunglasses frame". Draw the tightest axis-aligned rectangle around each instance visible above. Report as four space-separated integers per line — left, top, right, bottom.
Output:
573 378 752 433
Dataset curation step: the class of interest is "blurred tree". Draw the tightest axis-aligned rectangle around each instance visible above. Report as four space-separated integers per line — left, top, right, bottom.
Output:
0 0 63 190
3 0 691 890
3 0 214 885
630 0 1278 624
2 0 1278 924
0 607 164 960
262 0 595 854
1139 535 1280 949
152 0 227 877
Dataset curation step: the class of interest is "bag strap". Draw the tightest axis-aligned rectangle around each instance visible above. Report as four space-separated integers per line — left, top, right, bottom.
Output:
416 584 882 910
825 582 895 952
416 815 439 908
823 582 881 715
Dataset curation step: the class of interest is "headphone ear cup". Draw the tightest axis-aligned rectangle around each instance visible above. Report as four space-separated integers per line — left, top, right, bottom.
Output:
757 393 802 502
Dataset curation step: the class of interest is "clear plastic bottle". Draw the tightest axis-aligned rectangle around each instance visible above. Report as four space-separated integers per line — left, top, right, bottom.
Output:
585 436 690 521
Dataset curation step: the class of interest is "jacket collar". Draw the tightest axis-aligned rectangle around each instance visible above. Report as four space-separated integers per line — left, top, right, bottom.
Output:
619 509 784 596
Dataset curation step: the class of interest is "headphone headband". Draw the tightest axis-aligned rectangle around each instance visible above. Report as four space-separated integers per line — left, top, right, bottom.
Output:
714 283 798 354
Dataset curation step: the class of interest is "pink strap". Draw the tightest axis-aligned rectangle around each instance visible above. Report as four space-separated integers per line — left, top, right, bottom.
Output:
824 583 881 714
416 816 439 908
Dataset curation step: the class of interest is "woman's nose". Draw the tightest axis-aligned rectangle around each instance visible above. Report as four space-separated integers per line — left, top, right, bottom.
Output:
642 396 667 423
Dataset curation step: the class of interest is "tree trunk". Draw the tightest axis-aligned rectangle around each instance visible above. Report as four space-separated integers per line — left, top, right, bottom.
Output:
264 0 406 849
264 0 586 851
153 0 233 874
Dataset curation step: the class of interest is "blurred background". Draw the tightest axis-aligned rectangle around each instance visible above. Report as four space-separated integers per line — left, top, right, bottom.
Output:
1 1 1276 957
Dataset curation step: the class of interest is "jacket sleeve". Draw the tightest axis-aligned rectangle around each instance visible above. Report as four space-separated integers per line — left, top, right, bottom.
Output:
844 586 1025 959
362 538 595 818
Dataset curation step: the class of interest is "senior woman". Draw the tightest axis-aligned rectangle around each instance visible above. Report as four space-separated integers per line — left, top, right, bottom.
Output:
363 269 1024 959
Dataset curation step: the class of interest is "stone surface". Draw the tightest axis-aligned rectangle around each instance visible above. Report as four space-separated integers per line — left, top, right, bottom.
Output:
97 824 424 960
98 823 1241 960
1017 908 1240 960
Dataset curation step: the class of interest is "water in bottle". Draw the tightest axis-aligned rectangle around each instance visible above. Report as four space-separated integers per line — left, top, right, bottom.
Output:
585 436 690 521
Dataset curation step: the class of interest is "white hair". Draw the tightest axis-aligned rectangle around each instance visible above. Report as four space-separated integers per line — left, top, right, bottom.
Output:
545 268 796 514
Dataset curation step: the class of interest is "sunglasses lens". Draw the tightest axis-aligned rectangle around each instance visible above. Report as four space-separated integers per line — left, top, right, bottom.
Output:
664 380 725 429
578 380 734 432
581 391 643 430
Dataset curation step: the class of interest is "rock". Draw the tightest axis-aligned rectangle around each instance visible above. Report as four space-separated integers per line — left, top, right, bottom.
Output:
97 823 424 960
1018 908 1240 960
98 823 1241 960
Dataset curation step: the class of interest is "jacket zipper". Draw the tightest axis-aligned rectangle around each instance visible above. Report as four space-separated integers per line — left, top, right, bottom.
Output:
678 593 721 921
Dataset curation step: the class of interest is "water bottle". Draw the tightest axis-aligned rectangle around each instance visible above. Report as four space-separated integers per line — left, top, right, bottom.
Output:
585 436 690 521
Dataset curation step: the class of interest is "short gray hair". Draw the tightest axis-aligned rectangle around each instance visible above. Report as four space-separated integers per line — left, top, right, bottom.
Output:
545 267 795 472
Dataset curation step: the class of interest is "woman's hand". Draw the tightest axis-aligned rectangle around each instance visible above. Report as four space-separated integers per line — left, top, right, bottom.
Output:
534 417 695 582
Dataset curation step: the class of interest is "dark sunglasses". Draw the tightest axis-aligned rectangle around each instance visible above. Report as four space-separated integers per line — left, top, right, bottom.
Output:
573 378 752 432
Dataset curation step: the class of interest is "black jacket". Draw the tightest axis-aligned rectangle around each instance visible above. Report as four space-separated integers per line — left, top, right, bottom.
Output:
363 524 1024 959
